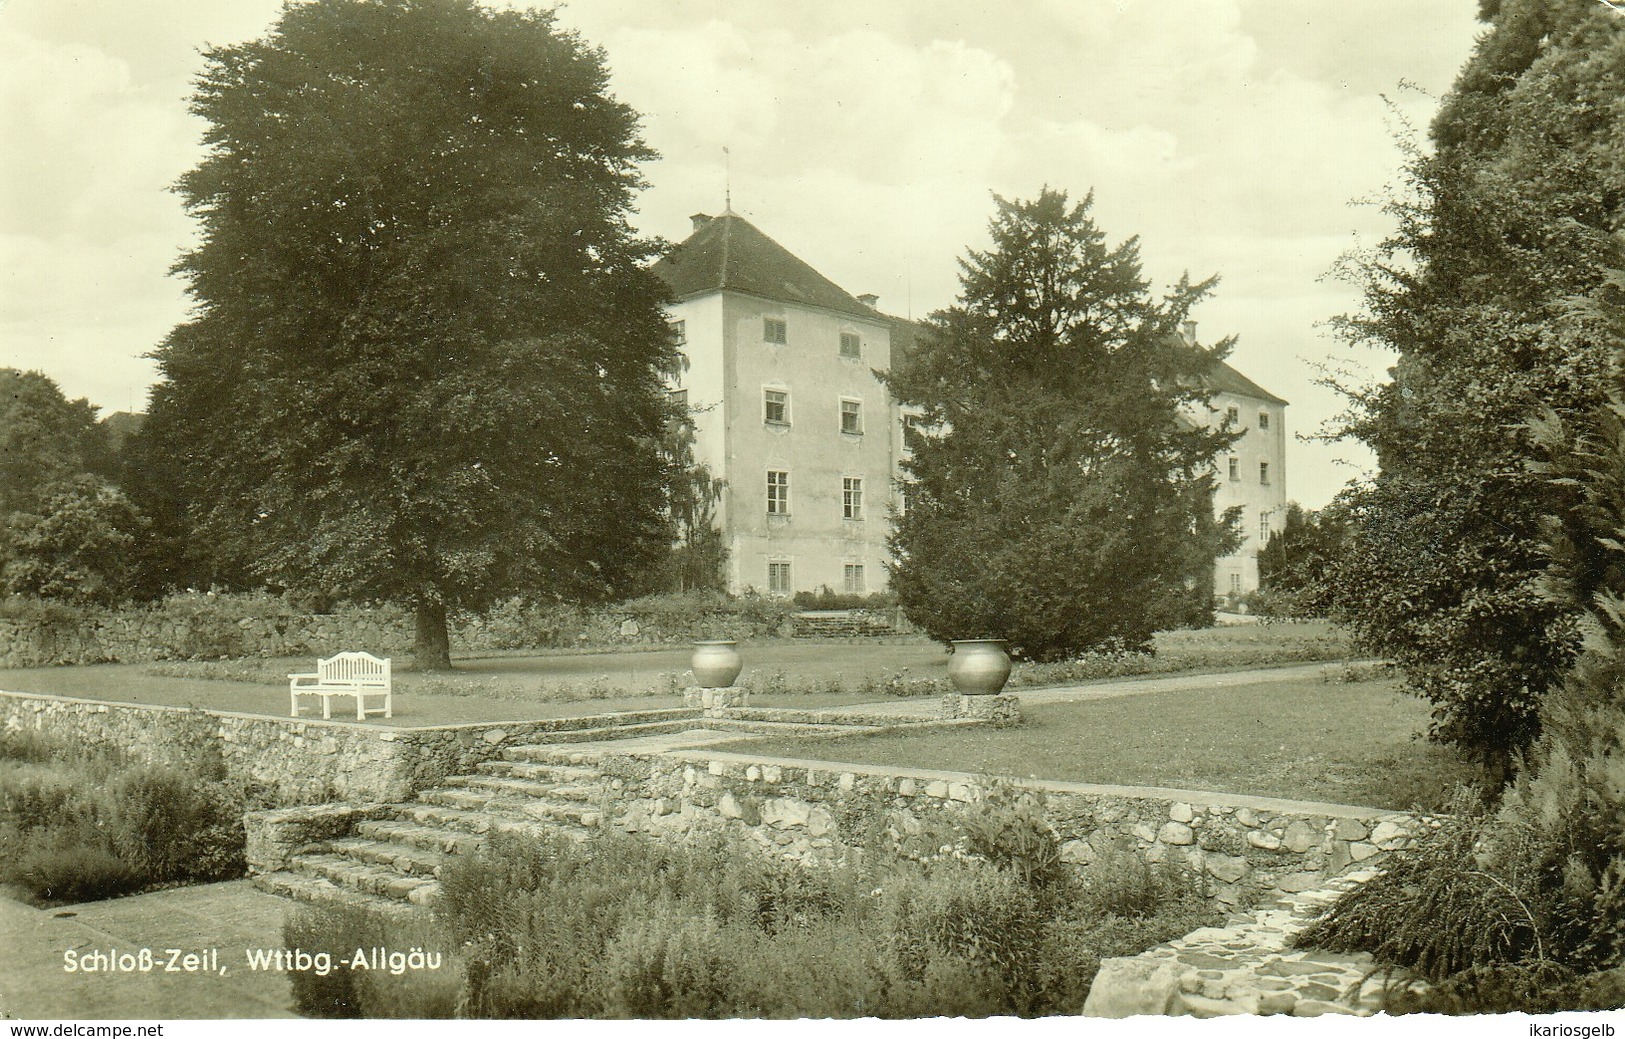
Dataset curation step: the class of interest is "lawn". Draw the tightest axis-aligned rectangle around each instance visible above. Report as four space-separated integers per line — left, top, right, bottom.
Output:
0 621 1355 726
712 674 1481 811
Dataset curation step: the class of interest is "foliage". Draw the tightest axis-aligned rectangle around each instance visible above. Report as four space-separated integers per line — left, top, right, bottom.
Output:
143 0 679 669
884 188 1239 661
0 370 147 604
1320 0 1625 775
650 401 728 594
1300 352 1625 1003
0 369 111 517
1254 502 1347 616
288 816 1214 1019
1296 797 1545 980
470 590 795 649
2 476 148 604
791 587 899 611
1379 963 1625 1014
0 732 247 903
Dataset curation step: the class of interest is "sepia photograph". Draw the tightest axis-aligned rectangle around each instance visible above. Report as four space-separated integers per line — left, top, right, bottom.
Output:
1 0 1623 1028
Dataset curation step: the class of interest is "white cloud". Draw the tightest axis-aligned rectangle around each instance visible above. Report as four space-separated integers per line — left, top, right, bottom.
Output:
0 0 1485 505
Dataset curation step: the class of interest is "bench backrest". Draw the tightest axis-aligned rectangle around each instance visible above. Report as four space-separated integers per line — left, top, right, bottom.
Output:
318 651 391 685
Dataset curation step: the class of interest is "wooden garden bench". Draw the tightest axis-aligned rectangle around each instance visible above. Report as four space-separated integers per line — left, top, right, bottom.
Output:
289 651 393 720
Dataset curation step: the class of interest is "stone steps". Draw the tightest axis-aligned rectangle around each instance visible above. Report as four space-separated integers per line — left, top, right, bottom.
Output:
396 798 602 835
702 718 881 737
791 611 900 638
256 738 625 917
323 835 450 877
516 707 700 731
288 851 443 905
445 773 601 802
353 817 487 856
475 760 601 783
252 869 424 921
501 720 697 748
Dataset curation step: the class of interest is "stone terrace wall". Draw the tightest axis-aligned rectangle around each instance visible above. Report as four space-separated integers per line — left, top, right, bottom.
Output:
0 607 415 669
0 689 683 805
0 594 799 669
591 751 1428 907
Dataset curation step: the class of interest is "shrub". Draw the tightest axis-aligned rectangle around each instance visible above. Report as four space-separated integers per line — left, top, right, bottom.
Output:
600 899 739 1017
293 818 1218 1019
1295 796 1545 980
1378 962 1625 1015
0 733 246 903
1075 843 1209 920
791 587 898 611
283 903 458 1019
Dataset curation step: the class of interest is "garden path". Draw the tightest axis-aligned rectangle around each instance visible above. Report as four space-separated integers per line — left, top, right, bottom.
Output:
0 881 295 1019
813 659 1368 719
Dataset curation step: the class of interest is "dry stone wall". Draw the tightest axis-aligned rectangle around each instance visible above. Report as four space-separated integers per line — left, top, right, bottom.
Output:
0 595 797 668
0 605 415 669
0 689 685 805
4 687 1428 907
580 751 1427 906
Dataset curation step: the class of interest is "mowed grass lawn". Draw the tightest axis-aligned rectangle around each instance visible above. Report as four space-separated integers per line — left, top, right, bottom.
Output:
0 622 1353 726
717 674 1479 811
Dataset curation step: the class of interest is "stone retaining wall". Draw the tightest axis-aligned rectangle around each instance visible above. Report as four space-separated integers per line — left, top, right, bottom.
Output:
0 595 798 668
584 750 1428 906
0 604 415 668
0 689 691 805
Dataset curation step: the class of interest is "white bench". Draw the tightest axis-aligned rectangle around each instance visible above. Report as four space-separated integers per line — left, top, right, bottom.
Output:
289 651 393 720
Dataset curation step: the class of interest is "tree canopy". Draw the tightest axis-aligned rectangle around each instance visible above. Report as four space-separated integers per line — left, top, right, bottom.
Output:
143 0 678 667
1321 0 1625 776
884 189 1238 661
0 369 145 603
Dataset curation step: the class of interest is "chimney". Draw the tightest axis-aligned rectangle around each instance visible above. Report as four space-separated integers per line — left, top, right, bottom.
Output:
857 293 879 309
1180 320 1197 345
690 213 713 233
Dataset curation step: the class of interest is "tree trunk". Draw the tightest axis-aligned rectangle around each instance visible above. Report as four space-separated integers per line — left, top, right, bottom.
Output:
414 600 452 671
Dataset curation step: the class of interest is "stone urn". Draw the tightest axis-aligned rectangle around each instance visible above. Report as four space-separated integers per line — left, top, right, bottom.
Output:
948 639 1012 695
691 640 743 688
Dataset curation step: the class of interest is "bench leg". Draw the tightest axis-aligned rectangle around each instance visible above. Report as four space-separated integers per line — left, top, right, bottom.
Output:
291 691 299 718
357 696 365 722
322 696 332 720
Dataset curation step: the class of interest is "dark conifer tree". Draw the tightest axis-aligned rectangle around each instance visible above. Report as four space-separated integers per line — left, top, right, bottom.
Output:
885 189 1238 660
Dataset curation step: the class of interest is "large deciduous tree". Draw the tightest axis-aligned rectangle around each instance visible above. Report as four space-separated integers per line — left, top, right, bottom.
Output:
1323 0 1625 778
0 369 146 604
145 0 678 668
885 189 1238 661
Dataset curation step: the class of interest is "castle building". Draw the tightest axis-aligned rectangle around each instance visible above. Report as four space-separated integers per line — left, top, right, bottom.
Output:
652 210 1287 598
1201 355 1289 598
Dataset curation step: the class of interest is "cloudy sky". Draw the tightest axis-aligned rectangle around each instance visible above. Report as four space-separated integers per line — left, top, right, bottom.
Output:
0 0 1482 508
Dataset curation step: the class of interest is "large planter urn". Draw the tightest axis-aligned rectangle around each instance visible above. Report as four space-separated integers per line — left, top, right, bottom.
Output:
948 639 1012 695
691 640 743 689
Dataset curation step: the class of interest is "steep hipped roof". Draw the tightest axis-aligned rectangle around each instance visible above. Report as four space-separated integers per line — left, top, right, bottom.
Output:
1206 360 1288 406
652 211 879 320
